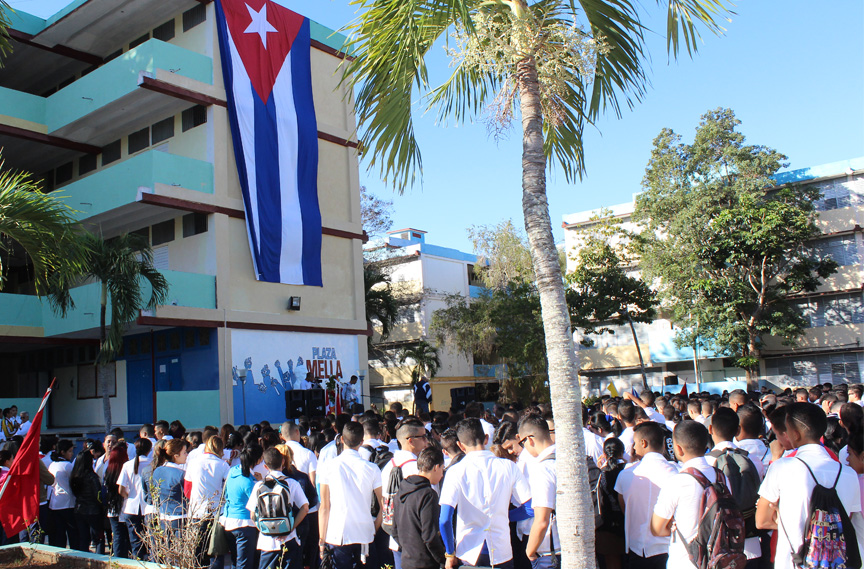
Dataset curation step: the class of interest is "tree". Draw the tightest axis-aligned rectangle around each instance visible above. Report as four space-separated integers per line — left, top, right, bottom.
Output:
54 233 169 432
468 220 535 289
397 340 441 383
343 1 732 565
431 283 550 402
0 159 85 297
364 263 399 349
634 108 837 389
567 237 657 392
360 185 395 240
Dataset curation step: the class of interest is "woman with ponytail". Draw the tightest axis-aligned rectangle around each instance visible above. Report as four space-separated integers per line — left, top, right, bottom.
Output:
221 444 263 569
48 439 79 549
118 437 153 560
143 438 189 536
104 445 129 558
69 449 105 554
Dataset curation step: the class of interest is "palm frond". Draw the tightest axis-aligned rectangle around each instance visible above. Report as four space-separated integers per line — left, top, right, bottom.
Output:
543 81 590 182
426 62 500 127
0 1 13 66
664 0 734 58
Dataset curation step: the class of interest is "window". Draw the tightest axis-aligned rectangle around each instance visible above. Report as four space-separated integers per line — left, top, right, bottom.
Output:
151 117 175 144
81 64 98 77
810 235 859 266
182 105 207 132
129 33 150 49
131 227 149 243
128 127 150 154
79 154 98 175
813 177 864 211
104 49 122 63
156 334 167 352
151 219 175 246
77 363 116 399
795 292 864 328
183 4 207 32
102 140 121 165
182 212 208 237
153 19 176 42
54 162 73 184
169 331 181 350
141 335 152 354
766 352 863 385
184 328 197 348
198 328 210 346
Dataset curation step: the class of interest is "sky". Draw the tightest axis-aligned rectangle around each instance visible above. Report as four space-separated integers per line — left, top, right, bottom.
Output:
10 0 864 253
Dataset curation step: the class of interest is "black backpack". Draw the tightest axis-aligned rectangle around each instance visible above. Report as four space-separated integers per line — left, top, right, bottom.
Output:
363 444 394 470
780 459 861 569
708 447 761 537
381 457 415 536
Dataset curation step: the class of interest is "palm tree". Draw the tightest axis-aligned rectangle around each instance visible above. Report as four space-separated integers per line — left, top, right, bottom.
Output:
0 1 13 65
0 159 85 298
398 340 441 383
54 232 169 432
343 1 732 566
364 264 399 349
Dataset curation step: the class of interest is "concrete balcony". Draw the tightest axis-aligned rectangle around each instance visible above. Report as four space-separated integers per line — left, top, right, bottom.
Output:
0 270 216 338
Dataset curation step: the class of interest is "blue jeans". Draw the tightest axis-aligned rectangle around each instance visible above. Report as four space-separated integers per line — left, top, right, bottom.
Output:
228 526 259 569
530 555 559 569
126 514 147 560
109 518 130 558
259 540 301 569
329 544 363 569
393 549 402 569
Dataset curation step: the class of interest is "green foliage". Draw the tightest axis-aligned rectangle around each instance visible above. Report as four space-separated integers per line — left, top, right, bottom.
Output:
0 1 12 66
468 220 535 289
364 264 399 349
397 340 441 382
360 186 395 240
0 158 86 298
634 108 837 375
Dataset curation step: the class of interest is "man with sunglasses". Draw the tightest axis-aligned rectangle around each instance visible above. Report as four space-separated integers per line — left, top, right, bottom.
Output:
517 414 560 569
383 419 430 569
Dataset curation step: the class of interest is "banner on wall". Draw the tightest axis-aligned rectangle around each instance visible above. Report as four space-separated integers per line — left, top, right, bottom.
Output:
230 329 359 424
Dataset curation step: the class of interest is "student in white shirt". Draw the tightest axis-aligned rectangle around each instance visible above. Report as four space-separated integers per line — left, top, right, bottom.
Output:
15 412 31 436
185 435 230 521
756 402 863 569
318 422 384 569
734 404 771 471
439 418 531 569
187 426 218 468
117 438 153 560
280 422 317 485
517 414 559 569
248 448 309 569
465 402 495 450
650 421 716 569
614 422 679 569
687 400 706 425
617 401 638 457
48 440 78 549
357 418 388 463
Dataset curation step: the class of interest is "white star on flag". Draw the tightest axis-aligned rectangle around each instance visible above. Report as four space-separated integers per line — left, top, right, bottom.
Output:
244 3 277 49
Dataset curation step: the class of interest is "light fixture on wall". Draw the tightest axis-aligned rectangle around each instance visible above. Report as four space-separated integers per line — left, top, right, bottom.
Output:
287 296 301 311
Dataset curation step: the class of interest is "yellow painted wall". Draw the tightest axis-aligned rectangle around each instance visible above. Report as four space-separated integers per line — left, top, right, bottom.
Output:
813 264 863 294
579 345 651 370
815 208 860 235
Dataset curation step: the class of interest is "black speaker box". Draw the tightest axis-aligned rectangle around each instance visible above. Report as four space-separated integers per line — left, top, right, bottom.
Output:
286 390 306 419
306 389 326 417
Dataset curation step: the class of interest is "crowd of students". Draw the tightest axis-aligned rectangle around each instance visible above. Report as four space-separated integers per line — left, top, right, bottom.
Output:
0 383 862 569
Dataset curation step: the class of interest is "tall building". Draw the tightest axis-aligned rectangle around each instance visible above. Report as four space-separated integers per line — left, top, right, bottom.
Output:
366 229 501 410
0 1 366 429
563 157 864 395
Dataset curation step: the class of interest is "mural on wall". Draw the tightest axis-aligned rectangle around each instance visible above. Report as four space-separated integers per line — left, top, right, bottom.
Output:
230 329 360 424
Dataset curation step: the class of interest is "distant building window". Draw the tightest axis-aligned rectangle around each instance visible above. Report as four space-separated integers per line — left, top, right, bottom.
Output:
182 105 207 132
102 140 121 165
40 171 54 193
151 117 175 144
129 33 150 50
810 235 860 266
79 154 98 175
814 177 864 211
151 219 175 246
54 162 74 185
795 292 864 328
81 64 98 77
183 4 207 32
766 351 863 385
131 227 150 243
128 127 150 154
104 49 122 62
182 212 208 237
153 19 176 42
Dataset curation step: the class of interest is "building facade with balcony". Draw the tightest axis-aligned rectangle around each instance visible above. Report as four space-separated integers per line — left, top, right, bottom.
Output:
563 157 864 395
366 229 501 411
0 0 367 430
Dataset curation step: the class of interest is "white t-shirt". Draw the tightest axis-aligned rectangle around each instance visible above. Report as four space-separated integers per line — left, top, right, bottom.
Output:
15 421 32 436
48 460 75 510
185 452 230 518
318 448 382 546
705 441 761 560
479 419 496 450
619 427 635 456
286 440 318 476
582 428 604 467
526 445 559 555
117 456 152 516
614 452 679 558
759 444 863 569
645 407 665 424
439 450 531 565
735 437 771 472
318 439 339 467
653 456 717 569
515 451 534 538
247 472 308 551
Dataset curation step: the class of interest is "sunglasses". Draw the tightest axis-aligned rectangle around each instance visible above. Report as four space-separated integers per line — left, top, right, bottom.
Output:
518 434 534 448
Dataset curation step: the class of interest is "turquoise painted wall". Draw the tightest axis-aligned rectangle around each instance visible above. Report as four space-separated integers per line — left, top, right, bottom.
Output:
0 87 46 124
156 390 220 428
0 398 48 430
0 294 43 328
61 149 214 221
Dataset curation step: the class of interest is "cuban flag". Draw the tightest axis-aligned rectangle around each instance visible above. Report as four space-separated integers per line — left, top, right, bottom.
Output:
215 0 322 285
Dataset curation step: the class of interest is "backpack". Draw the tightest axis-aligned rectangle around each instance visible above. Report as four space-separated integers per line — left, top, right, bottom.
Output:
708 447 761 537
255 478 297 536
586 455 602 529
363 445 394 517
780 458 861 569
381 457 415 536
676 467 747 569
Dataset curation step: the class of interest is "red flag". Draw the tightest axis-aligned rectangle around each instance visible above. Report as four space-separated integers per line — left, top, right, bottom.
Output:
679 382 688 397
0 379 55 536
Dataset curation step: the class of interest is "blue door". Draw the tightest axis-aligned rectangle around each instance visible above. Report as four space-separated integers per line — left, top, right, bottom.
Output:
156 356 183 391
127 359 154 424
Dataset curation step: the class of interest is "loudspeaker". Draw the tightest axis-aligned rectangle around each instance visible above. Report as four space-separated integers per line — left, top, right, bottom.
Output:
286 390 306 419
450 387 477 410
306 389 326 417
464 386 476 403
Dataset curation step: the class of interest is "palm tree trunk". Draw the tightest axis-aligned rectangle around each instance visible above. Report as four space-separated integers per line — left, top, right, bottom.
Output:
99 283 112 433
516 55 596 569
625 311 650 393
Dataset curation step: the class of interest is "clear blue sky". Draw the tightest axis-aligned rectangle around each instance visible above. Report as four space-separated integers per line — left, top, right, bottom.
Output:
11 0 864 253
